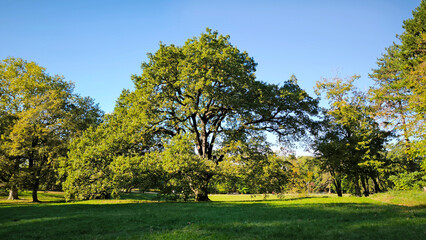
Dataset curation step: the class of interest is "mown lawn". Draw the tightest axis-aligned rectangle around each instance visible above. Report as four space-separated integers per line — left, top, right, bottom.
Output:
0 191 425 239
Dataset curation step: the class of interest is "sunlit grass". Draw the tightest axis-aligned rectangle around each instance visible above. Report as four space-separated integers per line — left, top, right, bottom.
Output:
0 191 425 239
370 190 426 207
209 193 349 202
210 193 290 201
1 190 424 206
0 191 65 204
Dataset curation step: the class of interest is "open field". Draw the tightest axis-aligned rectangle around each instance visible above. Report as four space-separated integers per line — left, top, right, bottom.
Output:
0 191 425 239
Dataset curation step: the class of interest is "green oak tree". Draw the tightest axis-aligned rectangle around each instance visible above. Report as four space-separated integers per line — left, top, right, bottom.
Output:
65 29 319 201
0 57 102 202
131 29 318 200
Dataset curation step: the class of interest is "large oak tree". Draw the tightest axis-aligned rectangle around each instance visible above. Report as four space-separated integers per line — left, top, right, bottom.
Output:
133 29 319 200
65 29 319 201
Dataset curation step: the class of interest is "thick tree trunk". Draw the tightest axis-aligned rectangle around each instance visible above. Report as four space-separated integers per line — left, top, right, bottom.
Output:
194 184 210 201
195 191 210 201
7 185 19 200
32 179 40 202
193 177 211 202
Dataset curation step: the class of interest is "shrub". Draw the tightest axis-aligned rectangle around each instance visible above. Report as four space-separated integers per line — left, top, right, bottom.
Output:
389 171 426 190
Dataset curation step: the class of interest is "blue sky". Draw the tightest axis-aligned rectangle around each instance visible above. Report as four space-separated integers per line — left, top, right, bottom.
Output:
1 0 421 155
1 0 420 113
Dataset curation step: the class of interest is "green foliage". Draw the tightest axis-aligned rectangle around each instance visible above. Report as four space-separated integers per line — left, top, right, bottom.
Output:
0 57 103 201
64 29 318 201
383 142 421 183
62 112 151 200
210 134 293 194
133 29 318 200
314 76 390 196
370 0 426 171
155 133 217 201
389 171 426 190
287 156 331 193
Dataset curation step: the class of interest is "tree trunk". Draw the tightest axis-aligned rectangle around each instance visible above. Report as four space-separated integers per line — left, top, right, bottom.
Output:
354 175 362 197
194 184 210 201
7 185 19 200
32 179 40 202
333 179 342 197
372 177 381 193
360 176 369 197
195 191 209 201
192 176 211 202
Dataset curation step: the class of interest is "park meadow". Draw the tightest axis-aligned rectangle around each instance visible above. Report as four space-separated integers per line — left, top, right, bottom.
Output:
0 190 425 239
2 1 426 239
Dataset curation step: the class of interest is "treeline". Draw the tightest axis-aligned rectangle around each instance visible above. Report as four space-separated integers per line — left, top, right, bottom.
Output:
1 1 425 202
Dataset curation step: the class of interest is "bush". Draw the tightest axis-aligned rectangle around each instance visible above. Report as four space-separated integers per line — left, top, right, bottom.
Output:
389 171 426 190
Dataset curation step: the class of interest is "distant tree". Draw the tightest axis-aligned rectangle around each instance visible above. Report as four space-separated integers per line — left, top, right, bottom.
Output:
314 76 390 197
288 155 331 194
0 57 102 202
370 0 426 171
213 133 292 194
389 171 426 190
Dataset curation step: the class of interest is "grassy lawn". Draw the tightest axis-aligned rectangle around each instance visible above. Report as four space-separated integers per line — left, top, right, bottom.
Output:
0 191 425 239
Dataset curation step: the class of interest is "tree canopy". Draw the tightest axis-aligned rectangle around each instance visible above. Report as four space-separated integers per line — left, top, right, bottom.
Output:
0 57 103 201
370 0 426 171
64 29 319 201
3 1 426 201
314 76 390 196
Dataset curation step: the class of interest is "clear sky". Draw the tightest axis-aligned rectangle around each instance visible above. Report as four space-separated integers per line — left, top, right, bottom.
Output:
1 0 420 113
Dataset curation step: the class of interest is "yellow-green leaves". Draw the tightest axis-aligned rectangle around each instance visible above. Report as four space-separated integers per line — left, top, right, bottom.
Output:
370 1 426 171
64 29 319 201
0 57 103 201
314 76 390 196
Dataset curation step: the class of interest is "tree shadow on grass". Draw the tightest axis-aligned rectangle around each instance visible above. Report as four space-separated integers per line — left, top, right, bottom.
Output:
0 197 425 240
118 192 160 201
211 195 330 203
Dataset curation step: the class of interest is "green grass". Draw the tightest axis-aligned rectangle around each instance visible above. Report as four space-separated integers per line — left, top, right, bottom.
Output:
371 190 426 207
0 192 425 239
0 191 65 204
